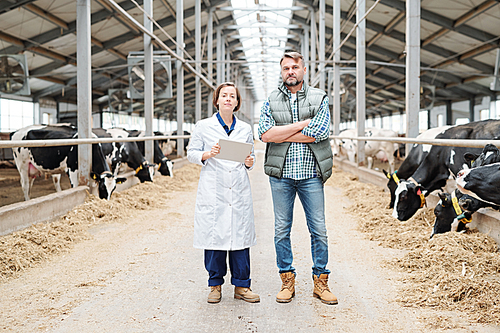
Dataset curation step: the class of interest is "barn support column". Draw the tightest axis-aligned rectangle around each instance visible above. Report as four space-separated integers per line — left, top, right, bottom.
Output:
98 104 103 128
332 0 340 135
56 100 60 123
399 109 405 132
405 0 420 157
207 8 214 115
76 0 92 187
302 25 310 84
143 0 153 163
318 0 325 92
469 95 475 122
176 0 185 156
216 27 222 85
309 7 316 86
379 112 383 128
226 48 231 83
221 33 225 83
446 100 453 125
356 0 366 167
490 94 497 119
195 0 201 123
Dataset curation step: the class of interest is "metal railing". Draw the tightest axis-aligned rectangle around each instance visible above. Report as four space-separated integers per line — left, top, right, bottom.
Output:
2 133 498 151
329 135 500 149
0 135 191 149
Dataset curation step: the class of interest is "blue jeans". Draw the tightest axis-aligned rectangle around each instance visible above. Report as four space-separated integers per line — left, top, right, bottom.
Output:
269 176 330 277
204 249 251 287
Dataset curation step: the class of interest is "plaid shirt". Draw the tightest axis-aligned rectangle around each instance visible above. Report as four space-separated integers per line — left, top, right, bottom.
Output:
258 85 330 180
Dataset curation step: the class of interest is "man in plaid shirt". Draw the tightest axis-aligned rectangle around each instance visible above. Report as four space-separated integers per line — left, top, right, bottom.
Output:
258 52 337 305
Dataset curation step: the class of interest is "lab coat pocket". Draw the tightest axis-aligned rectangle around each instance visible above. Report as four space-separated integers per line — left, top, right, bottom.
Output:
196 170 217 208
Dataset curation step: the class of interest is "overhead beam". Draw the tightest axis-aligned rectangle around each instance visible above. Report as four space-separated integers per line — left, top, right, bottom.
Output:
23 3 69 30
0 0 36 14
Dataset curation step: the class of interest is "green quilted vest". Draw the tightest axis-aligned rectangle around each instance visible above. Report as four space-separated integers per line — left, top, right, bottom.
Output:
264 81 333 183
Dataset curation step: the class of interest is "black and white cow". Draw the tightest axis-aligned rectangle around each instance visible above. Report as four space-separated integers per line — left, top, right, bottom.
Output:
456 162 500 207
11 124 126 200
153 131 176 157
170 130 191 153
456 143 500 207
127 130 174 177
383 126 452 209
431 190 472 238
92 128 155 183
392 120 500 221
431 144 500 238
459 143 500 210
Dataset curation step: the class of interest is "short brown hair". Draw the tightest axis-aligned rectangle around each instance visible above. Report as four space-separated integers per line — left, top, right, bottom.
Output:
212 82 241 112
280 51 305 67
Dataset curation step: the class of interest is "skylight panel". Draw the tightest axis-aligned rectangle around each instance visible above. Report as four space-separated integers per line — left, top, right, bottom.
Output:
231 0 293 101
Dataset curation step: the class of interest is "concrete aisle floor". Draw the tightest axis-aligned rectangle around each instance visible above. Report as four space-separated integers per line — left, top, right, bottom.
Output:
5 141 493 333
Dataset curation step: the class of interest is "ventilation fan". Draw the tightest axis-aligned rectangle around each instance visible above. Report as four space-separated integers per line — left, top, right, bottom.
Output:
108 89 132 112
128 51 172 99
0 54 30 95
340 73 356 107
420 84 435 110
328 68 356 107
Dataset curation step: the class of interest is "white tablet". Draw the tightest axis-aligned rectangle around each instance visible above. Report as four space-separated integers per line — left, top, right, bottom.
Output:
215 138 253 163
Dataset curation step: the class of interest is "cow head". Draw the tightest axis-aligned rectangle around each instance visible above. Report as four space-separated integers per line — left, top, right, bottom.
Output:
459 194 498 212
331 139 340 157
457 164 500 207
91 171 127 200
464 143 500 168
392 180 426 221
341 139 356 162
431 192 470 239
158 157 174 177
383 169 399 209
135 161 155 182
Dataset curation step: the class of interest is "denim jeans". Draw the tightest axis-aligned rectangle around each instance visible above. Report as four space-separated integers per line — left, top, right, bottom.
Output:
204 248 251 287
269 176 330 277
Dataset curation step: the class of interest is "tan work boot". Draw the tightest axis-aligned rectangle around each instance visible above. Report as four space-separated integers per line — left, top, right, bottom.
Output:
276 272 295 303
234 287 260 303
207 285 221 303
313 274 338 305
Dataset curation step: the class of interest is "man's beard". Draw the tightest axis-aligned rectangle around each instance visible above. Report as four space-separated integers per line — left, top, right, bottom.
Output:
284 76 303 86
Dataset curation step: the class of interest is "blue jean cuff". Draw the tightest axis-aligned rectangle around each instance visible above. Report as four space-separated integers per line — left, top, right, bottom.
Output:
312 270 331 278
208 278 224 286
231 277 251 288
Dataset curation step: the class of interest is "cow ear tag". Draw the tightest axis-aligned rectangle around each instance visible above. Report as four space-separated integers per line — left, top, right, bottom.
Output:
92 174 97 180
417 189 421 195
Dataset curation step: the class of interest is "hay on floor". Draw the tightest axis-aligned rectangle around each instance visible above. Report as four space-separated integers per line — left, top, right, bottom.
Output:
0 164 201 281
326 166 500 325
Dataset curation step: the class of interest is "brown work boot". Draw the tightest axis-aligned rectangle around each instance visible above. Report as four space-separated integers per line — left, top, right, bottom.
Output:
313 274 338 305
207 285 221 304
234 287 260 303
276 272 295 303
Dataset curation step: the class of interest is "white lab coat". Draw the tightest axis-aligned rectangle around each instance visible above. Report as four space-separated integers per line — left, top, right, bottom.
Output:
187 113 256 250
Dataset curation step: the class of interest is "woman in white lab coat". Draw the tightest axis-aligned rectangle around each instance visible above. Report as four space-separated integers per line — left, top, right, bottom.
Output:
187 82 259 304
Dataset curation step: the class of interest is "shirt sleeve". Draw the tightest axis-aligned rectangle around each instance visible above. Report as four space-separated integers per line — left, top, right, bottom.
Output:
258 99 275 141
301 96 330 143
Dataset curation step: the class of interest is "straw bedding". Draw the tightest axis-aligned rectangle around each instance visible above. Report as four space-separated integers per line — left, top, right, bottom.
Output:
326 166 500 325
0 164 201 281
